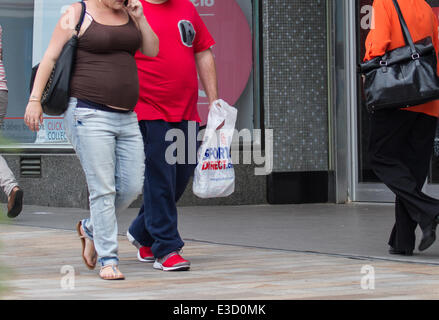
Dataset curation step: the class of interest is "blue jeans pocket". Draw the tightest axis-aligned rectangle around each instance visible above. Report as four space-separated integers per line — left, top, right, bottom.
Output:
74 108 97 126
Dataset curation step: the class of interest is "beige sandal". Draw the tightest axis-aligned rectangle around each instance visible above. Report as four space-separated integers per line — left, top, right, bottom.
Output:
99 265 125 280
76 221 97 270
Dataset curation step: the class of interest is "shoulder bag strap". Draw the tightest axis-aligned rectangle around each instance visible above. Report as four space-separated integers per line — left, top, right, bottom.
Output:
74 1 86 35
391 0 418 56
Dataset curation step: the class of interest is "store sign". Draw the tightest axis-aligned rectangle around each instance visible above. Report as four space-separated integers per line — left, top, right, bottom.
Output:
35 118 67 143
192 0 253 125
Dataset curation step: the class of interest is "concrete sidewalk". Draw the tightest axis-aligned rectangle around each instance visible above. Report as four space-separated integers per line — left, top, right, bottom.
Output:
1 203 439 299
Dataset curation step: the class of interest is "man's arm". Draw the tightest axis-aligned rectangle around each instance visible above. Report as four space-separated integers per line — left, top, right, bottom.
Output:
195 48 218 106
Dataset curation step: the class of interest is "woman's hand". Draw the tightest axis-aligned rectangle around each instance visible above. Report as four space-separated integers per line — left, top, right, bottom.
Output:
126 0 145 22
24 101 43 132
128 0 159 57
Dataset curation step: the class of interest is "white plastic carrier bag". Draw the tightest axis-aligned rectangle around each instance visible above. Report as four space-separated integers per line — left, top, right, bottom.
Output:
193 99 238 198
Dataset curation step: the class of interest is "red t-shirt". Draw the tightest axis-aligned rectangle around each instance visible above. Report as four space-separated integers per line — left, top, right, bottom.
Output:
135 0 216 122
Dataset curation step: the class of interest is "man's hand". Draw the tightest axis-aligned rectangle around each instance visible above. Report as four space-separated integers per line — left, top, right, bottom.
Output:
210 100 225 130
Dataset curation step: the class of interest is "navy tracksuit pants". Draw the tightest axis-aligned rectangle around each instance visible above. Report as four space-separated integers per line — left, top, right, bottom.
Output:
128 120 199 259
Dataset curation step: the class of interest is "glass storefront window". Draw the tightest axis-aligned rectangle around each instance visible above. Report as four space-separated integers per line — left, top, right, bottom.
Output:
0 0 35 144
0 0 257 149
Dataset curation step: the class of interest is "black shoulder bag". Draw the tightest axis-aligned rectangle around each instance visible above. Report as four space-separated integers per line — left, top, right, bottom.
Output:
359 0 439 113
29 1 86 116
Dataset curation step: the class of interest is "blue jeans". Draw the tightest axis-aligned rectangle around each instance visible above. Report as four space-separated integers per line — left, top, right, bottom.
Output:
64 98 145 266
128 120 199 259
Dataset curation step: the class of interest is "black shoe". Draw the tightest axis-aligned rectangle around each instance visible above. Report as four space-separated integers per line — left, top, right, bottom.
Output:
7 187 23 219
389 247 413 256
419 221 437 252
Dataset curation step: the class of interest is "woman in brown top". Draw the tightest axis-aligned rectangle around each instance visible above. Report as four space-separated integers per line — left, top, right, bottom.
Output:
24 0 158 280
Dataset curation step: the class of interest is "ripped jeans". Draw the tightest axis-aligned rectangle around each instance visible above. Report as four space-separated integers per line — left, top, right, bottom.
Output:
64 98 145 267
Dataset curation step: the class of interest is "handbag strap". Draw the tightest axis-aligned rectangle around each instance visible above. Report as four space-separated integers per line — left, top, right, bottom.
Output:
391 0 418 56
74 1 86 35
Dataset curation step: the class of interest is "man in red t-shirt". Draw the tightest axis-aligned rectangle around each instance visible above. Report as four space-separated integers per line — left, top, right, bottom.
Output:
127 0 218 271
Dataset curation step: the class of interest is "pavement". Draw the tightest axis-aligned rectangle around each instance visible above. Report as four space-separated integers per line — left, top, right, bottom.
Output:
1 202 439 300
5 202 439 263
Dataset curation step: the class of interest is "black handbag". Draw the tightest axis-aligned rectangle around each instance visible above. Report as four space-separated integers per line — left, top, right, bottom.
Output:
359 0 439 113
29 1 86 116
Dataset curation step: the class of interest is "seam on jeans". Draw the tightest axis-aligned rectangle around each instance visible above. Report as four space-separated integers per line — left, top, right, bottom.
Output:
81 219 94 240
115 147 123 196
115 121 144 201
64 98 77 141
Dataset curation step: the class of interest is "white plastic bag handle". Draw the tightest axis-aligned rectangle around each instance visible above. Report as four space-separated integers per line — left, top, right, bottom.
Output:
207 99 238 131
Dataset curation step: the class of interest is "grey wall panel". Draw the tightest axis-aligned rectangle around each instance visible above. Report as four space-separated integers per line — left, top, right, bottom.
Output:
0 155 89 209
263 0 329 172
0 155 266 209
131 164 268 208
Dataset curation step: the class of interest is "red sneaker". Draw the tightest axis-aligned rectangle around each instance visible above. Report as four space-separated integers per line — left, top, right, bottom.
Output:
153 251 190 271
137 246 154 263
126 230 154 263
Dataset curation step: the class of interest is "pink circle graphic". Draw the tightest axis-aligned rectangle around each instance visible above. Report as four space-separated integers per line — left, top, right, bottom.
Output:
195 0 253 125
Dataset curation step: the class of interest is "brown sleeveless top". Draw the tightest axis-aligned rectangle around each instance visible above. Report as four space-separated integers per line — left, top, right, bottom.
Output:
70 13 142 111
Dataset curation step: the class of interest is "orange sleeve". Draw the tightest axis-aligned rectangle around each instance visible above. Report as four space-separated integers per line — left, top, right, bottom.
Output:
431 11 439 75
364 0 392 61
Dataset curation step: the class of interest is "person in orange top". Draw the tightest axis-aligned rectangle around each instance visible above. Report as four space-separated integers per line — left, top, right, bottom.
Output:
365 0 439 256
365 0 439 117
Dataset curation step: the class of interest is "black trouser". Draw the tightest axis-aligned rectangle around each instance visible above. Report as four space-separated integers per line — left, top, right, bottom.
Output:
368 109 439 251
